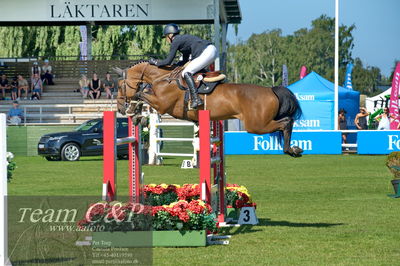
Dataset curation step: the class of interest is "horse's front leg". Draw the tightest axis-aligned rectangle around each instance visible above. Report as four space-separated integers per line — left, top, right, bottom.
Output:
140 93 169 114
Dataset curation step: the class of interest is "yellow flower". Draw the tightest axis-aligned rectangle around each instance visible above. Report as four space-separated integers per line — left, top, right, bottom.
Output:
197 200 206 207
147 184 157 188
160 183 168 189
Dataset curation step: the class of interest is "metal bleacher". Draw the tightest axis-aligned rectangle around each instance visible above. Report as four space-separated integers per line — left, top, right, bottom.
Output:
0 59 138 124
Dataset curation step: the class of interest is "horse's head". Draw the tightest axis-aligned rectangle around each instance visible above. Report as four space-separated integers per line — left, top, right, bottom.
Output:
114 62 149 115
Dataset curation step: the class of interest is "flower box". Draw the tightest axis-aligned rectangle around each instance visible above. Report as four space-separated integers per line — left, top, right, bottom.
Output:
92 230 207 247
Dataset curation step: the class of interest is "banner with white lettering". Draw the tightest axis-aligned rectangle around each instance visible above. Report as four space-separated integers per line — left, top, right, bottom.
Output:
288 72 360 130
389 63 400 129
224 131 342 155
358 130 400 154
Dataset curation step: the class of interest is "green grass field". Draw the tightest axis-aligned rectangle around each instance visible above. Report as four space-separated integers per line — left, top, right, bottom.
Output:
7 154 400 265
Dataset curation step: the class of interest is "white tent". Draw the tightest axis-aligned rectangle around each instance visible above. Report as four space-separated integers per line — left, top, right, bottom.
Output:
365 87 393 113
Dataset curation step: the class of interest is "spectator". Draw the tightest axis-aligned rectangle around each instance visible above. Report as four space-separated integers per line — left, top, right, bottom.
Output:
375 107 391 130
41 59 54 85
79 74 90 98
89 73 101 99
354 107 370 130
10 77 18 101
7 101 24 125
31 61 41 78
338 108 347 143
31 73 43 100
17 74 29 100
103 72 115 99
0 74 9 99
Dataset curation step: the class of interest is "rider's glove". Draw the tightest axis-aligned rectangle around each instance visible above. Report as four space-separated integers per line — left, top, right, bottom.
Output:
148 58 158 66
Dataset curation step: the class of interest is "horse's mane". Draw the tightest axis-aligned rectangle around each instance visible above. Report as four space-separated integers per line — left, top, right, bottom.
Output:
127 59 183 80
129 59 149 68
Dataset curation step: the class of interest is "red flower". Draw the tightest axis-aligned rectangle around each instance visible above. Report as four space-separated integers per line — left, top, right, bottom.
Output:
235 199 245 208
178 212 190 222
151 206 166 216
176 184 200 200
188 200 205 214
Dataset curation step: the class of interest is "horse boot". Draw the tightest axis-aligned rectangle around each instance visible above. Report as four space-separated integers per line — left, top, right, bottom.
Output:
184 72 203 110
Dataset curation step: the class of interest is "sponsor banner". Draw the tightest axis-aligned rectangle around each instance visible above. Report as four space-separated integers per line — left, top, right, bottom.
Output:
389 63 400 129
343 63 354 90
293 101 333 130
299 66 307 79
358 130 400 154
282 64 288 87
224 131 342 155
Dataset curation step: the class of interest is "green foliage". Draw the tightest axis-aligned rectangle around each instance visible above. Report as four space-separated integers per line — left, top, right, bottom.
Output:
0 24 212 60
7 161 16 182
227 15 383 96
145 191 178 206
386 151 400 179
351 58 383 95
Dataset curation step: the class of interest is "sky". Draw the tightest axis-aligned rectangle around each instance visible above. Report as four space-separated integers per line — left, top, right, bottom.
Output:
227 0 400 77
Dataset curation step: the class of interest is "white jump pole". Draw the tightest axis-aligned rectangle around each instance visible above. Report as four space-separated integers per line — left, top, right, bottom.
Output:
0 113 11 265
148 113 197 165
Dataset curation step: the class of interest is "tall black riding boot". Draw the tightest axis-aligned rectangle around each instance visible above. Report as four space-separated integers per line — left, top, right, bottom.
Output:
184 72 203 109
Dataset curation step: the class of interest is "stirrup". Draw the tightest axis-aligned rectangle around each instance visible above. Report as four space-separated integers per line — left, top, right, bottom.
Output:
189 98 203 110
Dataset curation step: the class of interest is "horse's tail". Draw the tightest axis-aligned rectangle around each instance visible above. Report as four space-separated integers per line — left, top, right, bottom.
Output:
272 85 302 121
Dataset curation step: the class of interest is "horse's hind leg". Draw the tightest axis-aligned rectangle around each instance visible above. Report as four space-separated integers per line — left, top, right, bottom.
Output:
282 117 303 157
244 116 303 157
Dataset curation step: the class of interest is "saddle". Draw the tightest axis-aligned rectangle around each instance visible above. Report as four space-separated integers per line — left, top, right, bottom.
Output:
179 71 226 94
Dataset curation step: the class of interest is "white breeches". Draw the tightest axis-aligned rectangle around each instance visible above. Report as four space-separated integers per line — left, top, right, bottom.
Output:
182 45 218 77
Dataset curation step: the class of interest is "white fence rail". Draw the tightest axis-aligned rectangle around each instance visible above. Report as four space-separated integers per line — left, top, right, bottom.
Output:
148 113 198 165
1 104 117 125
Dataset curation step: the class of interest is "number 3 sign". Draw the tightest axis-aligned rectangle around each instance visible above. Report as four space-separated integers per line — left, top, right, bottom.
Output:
238 207 258 225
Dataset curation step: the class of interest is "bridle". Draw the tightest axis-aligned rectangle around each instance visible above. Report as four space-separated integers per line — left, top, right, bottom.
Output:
117 64 148 108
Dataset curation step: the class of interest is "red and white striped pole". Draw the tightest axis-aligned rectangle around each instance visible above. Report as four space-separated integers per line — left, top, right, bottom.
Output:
102 111 141 202
102 111 117 201
199 110 226 223
128 117 141 203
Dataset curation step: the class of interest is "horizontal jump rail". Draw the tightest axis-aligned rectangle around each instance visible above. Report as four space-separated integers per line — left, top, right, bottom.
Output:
210 137 220 144
116 136 136 145
211 156 221 164
154 122 195 127
156 152 194 157
342 143 357 148
156 137 194 142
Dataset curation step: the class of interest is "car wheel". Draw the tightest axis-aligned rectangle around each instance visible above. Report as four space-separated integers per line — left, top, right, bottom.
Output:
45 156 60 161
61 143 81 161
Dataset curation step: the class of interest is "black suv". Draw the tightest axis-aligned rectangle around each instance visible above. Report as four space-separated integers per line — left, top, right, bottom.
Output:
38 118 129 161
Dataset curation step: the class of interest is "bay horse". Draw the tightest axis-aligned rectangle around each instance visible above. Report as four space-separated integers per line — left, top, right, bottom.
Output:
115 60 303 157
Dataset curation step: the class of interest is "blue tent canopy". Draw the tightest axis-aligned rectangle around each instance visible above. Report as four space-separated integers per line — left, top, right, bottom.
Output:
288 71 360 130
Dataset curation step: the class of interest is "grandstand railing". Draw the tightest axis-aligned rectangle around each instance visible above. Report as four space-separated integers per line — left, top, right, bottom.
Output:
17 104 117 125
0 55 158 78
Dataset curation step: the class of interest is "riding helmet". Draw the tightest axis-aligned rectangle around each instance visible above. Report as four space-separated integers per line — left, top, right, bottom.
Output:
163 23 180 36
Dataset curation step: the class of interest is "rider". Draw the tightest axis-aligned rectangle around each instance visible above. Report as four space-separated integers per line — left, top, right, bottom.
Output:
148 23 218 109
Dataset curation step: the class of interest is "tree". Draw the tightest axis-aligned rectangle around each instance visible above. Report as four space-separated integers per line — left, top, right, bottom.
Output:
226 15 380 95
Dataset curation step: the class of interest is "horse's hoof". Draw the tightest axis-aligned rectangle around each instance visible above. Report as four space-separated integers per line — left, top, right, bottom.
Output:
292 146 303 157
125 110 135 117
